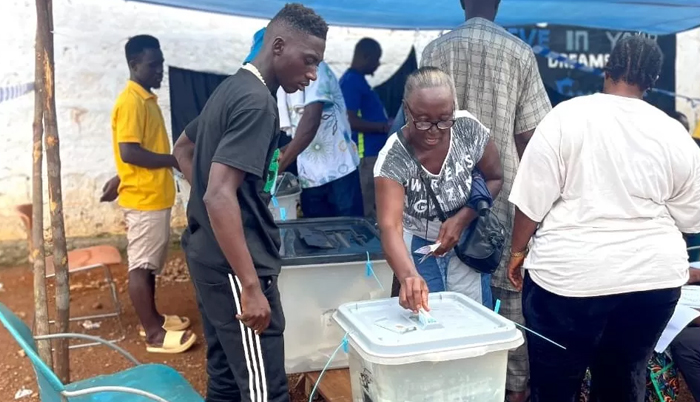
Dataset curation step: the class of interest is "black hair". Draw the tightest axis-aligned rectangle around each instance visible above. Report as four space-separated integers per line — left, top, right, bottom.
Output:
269 3 328 41
125 35 160 63
459 0 500 11
603 35 663 91
355 38 381 57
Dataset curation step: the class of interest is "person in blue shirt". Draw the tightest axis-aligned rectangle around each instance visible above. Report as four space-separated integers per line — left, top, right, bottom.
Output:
340 38 392 219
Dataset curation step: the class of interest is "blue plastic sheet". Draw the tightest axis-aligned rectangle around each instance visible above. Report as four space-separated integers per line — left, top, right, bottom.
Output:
127 0 700 34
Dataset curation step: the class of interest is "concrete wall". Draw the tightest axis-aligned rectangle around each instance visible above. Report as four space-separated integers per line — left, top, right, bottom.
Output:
1 0 699 258
0 0 440 251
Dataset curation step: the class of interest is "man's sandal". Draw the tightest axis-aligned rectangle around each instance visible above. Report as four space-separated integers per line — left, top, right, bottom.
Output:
138 315 190 338
146 330 196 354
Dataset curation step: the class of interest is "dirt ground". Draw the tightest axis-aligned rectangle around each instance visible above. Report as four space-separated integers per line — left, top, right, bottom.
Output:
0 251 307 402
0 251 694 401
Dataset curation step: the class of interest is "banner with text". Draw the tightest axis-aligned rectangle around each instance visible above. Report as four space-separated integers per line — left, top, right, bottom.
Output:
507 26 676 112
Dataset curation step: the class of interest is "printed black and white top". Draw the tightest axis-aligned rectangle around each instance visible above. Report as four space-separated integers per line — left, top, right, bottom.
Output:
374 110 490 242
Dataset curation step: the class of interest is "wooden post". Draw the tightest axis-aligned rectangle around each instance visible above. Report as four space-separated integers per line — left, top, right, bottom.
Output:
32 19 53 369
35 0 70 382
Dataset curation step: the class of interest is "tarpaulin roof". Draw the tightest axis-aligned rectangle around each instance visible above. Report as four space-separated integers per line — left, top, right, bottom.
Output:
128 0 700 34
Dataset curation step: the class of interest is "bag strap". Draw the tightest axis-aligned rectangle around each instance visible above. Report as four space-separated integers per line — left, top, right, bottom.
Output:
395 129 448 223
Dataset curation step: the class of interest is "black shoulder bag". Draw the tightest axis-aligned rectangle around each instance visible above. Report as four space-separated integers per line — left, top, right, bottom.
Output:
396 129 506 274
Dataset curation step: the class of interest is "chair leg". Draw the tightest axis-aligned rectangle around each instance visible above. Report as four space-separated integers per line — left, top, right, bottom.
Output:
67 264 126 350
44 265 127 349
103 264 126 344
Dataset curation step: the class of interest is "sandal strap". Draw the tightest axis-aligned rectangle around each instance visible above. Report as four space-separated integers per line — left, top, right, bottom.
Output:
162 330 187 349
163 314 186 325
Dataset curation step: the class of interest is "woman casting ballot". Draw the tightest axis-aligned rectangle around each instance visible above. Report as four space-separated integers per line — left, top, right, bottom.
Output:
374 67 503 312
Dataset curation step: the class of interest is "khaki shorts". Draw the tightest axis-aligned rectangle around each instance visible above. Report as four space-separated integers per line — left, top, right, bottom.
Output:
123 208 171 274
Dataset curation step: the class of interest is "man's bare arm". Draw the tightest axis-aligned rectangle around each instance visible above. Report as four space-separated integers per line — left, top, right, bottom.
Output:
347 112 390 134
514 129 535 160
119 142 179 170
279 103 323 172
204 163 258 289
204 163 270 333
173 132 195 184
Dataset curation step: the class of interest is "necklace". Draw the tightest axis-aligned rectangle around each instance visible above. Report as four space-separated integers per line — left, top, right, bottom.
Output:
241 63 266 87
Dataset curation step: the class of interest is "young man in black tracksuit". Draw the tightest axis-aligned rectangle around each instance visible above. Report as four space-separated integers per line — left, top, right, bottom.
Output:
172 4 328 401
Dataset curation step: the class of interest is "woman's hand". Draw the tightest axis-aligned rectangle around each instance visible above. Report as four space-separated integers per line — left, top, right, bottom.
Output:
507 252 527 291
399 274 430 313
688 267 700 285
435 210 474 256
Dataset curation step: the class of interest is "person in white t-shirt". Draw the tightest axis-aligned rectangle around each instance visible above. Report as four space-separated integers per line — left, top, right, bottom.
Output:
277 61 362 217
506 35 700 402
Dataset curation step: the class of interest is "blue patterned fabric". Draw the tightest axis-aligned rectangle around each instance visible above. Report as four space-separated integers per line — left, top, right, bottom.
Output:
579 353 679 402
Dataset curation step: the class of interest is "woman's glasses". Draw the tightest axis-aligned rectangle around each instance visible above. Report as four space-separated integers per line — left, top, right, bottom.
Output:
405 104 455 131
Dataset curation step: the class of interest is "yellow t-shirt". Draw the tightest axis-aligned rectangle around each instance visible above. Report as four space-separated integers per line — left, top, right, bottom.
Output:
693 119 700 140
111 80 175 211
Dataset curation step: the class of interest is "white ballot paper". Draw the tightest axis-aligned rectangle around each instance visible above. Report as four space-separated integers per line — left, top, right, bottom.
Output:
414 242 442 264
655 304 700 353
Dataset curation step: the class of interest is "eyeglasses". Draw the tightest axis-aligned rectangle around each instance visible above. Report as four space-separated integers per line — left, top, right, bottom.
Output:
405 104 455 131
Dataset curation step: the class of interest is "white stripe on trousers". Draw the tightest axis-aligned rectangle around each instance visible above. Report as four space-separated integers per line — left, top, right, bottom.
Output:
229 274 269 402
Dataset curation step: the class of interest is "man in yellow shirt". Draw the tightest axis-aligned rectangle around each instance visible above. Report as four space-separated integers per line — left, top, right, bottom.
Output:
109 35 194 354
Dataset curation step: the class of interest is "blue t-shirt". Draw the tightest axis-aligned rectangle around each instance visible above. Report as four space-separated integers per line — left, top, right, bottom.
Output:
339 69 388 158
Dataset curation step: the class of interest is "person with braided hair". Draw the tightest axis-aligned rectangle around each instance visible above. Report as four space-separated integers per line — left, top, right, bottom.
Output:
507 35 700 402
